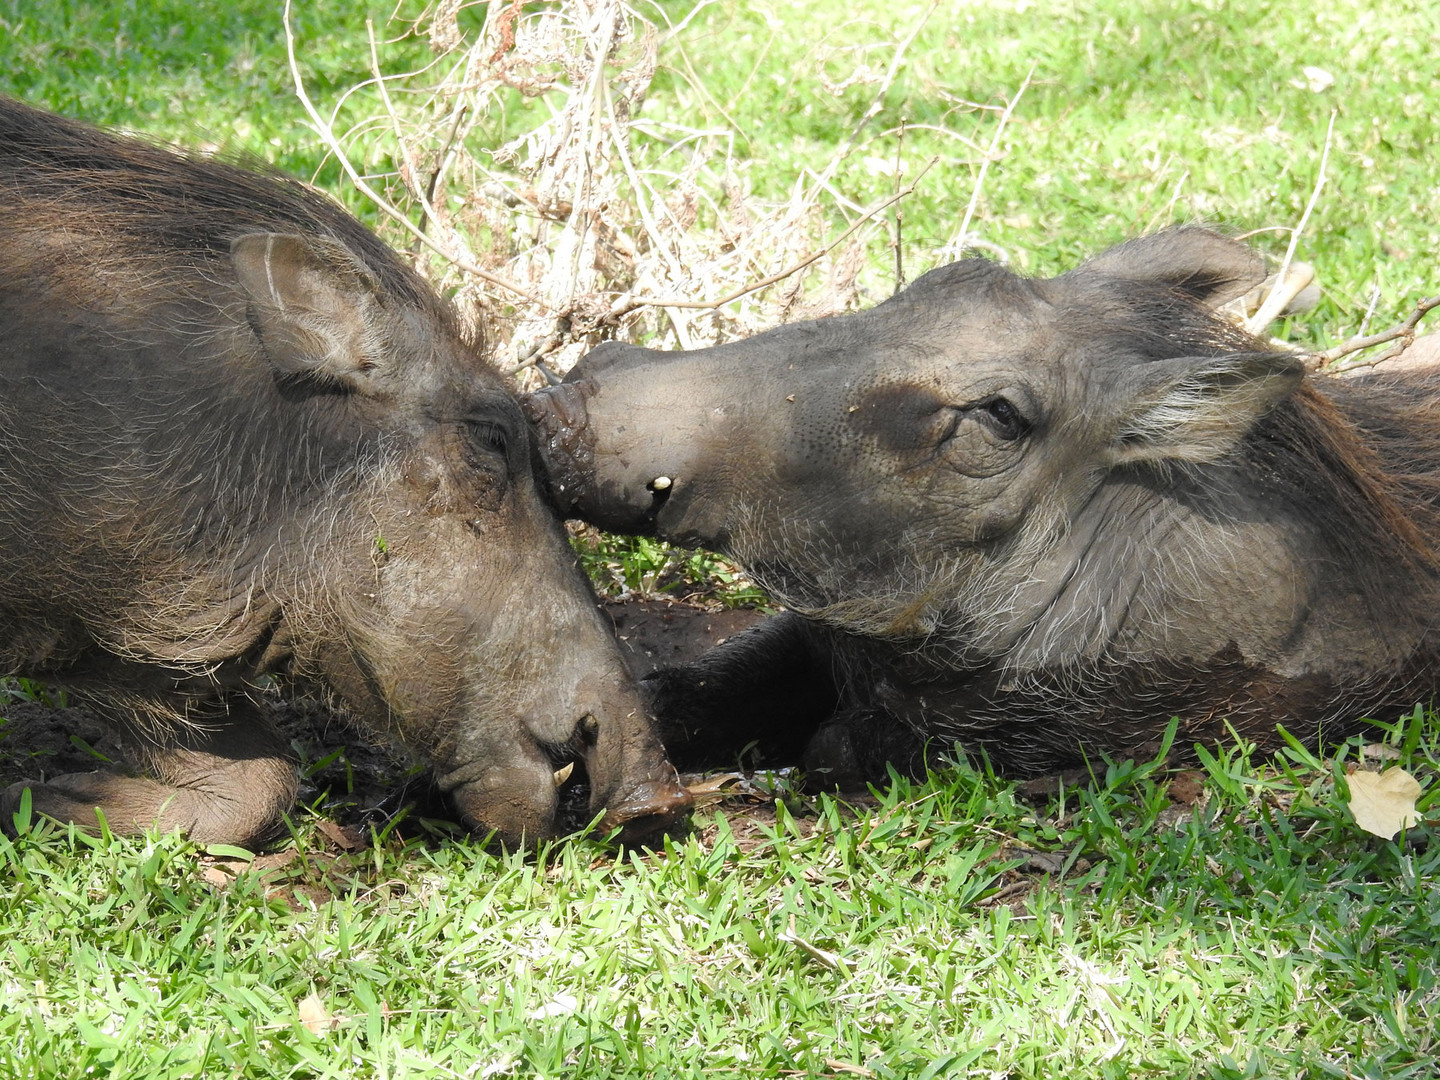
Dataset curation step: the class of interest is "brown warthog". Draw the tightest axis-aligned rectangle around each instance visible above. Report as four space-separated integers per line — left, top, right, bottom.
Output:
0 96 691 845
528 228 1440 783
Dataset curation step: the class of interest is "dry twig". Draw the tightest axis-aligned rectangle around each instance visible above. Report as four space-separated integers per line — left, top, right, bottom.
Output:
1313 295 1440 371
607 160 937 319
283 0 539 303
943 66 1033 262
1242 111 1335 336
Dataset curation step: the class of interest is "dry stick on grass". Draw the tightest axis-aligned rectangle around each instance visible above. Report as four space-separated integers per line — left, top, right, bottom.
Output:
367 20 448 247
1312 295 1440 371
551 9 615 313
772 1 939 264
599 63 700 348
420 103 470 240
606 157 939 320
892 118 906 295
945 66 1033 261
282 0 540 304
1243 110 1336 336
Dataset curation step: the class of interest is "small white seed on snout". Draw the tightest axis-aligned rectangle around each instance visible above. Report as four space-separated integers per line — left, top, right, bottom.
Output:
650 476 672 491
552 761 575 787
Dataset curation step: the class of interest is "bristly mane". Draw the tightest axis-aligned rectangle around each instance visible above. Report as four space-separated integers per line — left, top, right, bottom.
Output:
1256 381 1440 570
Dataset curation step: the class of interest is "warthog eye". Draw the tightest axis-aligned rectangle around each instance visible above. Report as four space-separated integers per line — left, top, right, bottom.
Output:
978 396 1029 441
464 420 509 457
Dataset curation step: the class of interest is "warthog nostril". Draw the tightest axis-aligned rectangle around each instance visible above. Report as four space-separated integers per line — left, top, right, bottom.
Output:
577 713 600 745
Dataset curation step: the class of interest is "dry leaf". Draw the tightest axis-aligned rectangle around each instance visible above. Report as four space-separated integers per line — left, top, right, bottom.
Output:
684 772 745 796
527 993 579 1020
298 992 335 1034
315 819 366 852
1346 767 1422 840
778 915 851 974
683 772 750 807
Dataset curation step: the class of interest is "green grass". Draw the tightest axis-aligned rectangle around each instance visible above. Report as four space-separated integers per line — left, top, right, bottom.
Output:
644 0 1440 332
3 1 1440 1076
573 529 773 608
0 0 429 203
2 714 1436 1077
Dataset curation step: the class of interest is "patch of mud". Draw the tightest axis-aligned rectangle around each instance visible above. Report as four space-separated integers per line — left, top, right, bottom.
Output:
603 597 765 679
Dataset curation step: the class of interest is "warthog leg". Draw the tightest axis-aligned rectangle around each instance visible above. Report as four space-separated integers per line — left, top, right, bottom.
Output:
1 699 297 847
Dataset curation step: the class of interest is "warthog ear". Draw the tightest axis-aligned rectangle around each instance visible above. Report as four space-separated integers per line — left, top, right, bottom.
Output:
1072 227 1268 308
231 232 386 392
1107 351 1306 466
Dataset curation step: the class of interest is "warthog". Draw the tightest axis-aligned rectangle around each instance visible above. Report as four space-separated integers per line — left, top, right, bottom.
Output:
0 96 691 845
528 228 1440 782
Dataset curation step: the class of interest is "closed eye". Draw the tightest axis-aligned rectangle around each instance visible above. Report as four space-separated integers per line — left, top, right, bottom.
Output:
464 420 509 456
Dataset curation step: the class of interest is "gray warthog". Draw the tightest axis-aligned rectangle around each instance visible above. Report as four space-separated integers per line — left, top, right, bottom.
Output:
528 228 1440 782
0 96 691 845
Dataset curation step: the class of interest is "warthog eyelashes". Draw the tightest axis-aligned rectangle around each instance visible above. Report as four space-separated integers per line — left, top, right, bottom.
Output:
464 419 508 457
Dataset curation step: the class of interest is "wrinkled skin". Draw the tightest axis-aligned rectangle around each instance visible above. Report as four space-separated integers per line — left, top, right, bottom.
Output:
0 97 690 846
528 228 1440 783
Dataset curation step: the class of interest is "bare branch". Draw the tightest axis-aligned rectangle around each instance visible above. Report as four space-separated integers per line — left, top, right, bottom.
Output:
282 0 541 304
944 67 1033 261
786 1 940 251
1314 295 1440 371
607 157 938 320
1243 110 1335 335
421 102 471 239
367 20 444 234
892 118 906 295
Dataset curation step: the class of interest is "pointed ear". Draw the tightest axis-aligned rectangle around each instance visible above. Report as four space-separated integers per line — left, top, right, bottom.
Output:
231 232 387 391
1071 227 1268 308
1107 352 1305 466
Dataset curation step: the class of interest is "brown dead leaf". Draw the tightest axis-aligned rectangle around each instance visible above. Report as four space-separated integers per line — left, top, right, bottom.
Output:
252 849 303 875
683 772 751 808
1167 770 1206 807
1021 850 1068 875
298 992 335 1034
1346 767 1423 840
314 819 367 852
1015 769 1091 800
684 772 746 796
200 864 235 889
